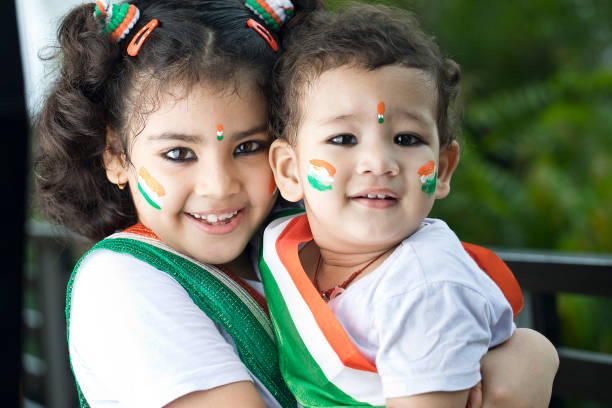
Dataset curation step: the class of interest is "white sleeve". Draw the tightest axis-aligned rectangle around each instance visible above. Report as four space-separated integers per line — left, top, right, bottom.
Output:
68 249 252 408
374 281 514 399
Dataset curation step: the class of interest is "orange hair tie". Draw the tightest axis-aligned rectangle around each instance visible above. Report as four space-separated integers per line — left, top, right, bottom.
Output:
127 19 159 57
246 19 278 51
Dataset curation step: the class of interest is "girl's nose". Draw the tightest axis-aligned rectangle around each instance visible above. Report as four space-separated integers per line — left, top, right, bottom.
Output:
194 158 240 198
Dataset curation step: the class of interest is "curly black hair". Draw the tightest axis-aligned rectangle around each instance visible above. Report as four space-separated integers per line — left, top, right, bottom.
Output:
34 0 320 240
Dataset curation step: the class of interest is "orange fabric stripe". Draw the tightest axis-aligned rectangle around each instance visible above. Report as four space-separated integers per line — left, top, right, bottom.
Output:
217 124 224 133
309 159 336 177
417 160 435 176
461 242 523 317
377 102 385 115
139 167 166 197
122 223 160 240
276 214 378 372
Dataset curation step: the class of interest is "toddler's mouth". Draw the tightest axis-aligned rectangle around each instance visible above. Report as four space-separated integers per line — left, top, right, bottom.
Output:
352 193 396 200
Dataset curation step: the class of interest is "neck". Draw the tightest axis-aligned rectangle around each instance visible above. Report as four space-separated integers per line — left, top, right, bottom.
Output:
300 241 395 292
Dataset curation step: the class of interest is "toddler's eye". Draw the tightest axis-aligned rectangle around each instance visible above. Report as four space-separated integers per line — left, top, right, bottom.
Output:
234 140 264 155
165 148 196 161
394 133 424 146
329 134 357 145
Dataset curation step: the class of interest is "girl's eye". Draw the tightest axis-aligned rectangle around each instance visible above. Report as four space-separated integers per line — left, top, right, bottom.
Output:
394 133 424 146
234 140 264 155
165 148 196 161
329 134 357 145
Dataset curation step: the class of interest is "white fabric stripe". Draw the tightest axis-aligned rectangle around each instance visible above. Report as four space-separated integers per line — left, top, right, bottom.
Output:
108 232 274 340
262 217 384 405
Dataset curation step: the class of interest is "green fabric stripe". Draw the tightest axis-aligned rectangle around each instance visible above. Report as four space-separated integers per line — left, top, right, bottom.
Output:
66 237 295 408
259 251 379 407
137 182 161 210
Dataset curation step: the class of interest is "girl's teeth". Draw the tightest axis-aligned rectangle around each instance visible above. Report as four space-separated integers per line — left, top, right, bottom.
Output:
377 194 386 199
367 194 376 198
365 194 387 199
192 210 239 223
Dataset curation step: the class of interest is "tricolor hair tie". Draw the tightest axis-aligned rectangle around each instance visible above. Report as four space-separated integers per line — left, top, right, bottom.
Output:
245 0 294 32
94 1 140 43
247 19 278 51
127 19 159 56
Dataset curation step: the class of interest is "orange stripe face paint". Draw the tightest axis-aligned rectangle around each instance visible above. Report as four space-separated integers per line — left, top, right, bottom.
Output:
377 102 385 124
269 178 277 195
307 159 336 191
418 160 437 196
216 124 224 141
138 167 166 210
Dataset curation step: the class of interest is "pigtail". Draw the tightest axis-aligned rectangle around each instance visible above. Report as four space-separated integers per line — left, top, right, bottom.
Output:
34 4 136 241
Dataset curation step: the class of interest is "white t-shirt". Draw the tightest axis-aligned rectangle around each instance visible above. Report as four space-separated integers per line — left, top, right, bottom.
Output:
322 218 516 397
68 249 282 408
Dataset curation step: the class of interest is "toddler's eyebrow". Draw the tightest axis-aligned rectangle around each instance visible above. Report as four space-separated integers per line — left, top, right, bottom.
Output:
147 124 267 143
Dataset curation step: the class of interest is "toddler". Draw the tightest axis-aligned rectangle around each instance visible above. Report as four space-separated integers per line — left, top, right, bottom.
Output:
261 5 516 407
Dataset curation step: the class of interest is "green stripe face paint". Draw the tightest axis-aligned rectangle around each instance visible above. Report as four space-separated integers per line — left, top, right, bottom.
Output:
137 167 165 210
417 161 437 196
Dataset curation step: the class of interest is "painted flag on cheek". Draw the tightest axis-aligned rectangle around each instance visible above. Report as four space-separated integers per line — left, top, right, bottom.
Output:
417 160 437 196
138 167 166 210
307 159 336 192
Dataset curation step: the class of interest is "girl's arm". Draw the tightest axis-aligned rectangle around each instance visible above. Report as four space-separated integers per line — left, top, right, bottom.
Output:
479 328 559 408
166 381 266 408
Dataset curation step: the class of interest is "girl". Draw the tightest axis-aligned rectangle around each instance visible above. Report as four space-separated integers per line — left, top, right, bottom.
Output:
34 0 557 407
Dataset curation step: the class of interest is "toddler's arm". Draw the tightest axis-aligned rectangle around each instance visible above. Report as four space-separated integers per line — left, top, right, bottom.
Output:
479 328 559 408
386 390 470 408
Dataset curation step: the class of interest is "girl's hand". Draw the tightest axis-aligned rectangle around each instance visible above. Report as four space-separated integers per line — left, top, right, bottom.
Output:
480 328 559 408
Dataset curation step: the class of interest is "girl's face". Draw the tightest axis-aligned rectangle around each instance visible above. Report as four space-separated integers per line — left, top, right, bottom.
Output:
122 80 276 264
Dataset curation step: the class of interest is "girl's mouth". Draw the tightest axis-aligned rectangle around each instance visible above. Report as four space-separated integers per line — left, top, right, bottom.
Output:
188 210 239 225
185 209 244 235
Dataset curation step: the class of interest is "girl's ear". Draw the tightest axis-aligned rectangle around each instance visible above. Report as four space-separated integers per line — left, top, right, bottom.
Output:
269 139 304 202
102 127 128 187
435 140 460 199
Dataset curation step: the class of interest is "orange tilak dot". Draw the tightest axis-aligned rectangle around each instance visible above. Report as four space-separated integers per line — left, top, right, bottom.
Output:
377 102 385 115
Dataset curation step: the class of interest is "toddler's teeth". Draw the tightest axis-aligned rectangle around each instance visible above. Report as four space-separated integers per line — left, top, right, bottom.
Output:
206 214 218 223
377 194 385 199
367 194 376 199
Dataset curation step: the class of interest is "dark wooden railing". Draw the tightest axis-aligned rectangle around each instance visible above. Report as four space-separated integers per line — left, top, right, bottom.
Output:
497 249 612 406
23 225 612 407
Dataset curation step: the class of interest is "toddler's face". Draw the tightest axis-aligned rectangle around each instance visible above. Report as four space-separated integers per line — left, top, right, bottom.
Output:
124 80 276 264
286 65 457 254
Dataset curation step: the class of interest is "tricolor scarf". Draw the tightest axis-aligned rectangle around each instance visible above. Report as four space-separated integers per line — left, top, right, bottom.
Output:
259 212 523 408
66 224 296 408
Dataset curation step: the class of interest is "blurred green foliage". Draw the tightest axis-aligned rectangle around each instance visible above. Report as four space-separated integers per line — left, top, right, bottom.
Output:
329 0 612 405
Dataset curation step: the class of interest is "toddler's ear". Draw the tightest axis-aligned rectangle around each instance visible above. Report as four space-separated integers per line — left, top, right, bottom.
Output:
269 139 304 202
102 127 128 187
435 141 460 199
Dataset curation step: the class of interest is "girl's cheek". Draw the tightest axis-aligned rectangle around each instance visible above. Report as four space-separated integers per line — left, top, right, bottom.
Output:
137 166 166 211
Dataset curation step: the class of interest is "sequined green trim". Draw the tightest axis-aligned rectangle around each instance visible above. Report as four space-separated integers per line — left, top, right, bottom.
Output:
66 237 296 408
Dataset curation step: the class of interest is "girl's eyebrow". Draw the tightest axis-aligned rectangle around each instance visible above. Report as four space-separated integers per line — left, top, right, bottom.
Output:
146 124 268 143
147 132 202 143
